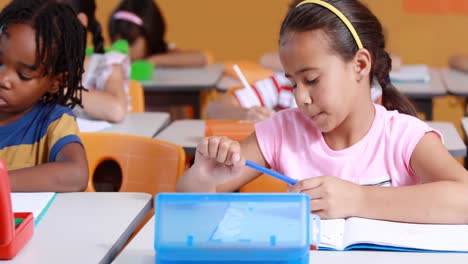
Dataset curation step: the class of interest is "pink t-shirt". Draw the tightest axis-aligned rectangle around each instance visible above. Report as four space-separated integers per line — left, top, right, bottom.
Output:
255 104 442 186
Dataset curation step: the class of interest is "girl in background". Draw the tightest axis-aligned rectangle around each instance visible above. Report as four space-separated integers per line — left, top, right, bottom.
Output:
65 0 130 123
109 0 209 67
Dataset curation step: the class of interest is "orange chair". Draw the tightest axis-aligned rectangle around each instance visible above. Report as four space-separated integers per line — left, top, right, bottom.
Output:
79 133 185 195
203 119 287 193
128 80 145 113
223 61 274 83
205 119 255 142
202 50 215 64
240 175 288 193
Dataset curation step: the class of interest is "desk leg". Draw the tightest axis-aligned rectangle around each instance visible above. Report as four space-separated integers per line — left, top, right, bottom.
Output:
412 98 433 120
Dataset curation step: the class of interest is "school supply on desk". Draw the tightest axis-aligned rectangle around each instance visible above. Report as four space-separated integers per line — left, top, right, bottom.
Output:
76 117 112 132
154 193 320 264
131 60 154 81
205 119 255 142
11 192 57 226
245 160 298 185
319 217 468 252
390 64 431 83
0 160 34 260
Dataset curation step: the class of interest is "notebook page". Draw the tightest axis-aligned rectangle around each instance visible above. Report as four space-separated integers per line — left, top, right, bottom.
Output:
76 117 112 132
11 192 56 219
343 217 468 251
318 219 346 250
390 65 431 83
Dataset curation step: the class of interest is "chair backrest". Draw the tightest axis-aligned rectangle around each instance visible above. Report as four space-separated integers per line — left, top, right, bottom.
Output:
223 61 273 83
79 133 185 196
240 174 288 193
129 80 145 113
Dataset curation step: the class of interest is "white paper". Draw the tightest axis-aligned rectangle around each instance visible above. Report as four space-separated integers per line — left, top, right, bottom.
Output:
11 192 56 219
343 217 468 251
318 219 346 250
77 117 112 132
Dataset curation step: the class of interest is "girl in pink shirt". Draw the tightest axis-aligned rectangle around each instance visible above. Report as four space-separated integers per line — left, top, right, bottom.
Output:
177 0 468 224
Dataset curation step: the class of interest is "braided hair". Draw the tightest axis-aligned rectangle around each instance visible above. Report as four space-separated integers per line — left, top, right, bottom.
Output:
280 0 417 116
0 0 86 108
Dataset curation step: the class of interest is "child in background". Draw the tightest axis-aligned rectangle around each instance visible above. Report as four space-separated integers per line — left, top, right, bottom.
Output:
0 0 88 192
63 0 129 123
449 54 468 73
108 0 209 67
178 0 468 224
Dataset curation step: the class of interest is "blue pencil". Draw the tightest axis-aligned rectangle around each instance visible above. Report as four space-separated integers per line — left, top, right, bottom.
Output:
245 160 298 185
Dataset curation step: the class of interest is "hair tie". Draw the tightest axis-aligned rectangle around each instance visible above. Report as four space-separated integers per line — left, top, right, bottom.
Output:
296 0 363 49
113 11 143 26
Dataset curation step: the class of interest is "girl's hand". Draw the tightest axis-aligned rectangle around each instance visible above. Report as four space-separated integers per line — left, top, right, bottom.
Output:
289 176 364 219
192 136 246 187
245 106 275 122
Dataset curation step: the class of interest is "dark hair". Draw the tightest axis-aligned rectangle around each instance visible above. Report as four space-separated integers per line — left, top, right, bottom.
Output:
0 0 86 108
280 0 417 116
108 0 168 56
65 0 104 54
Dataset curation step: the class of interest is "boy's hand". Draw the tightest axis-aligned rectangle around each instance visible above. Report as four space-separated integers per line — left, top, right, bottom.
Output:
289 176 364 219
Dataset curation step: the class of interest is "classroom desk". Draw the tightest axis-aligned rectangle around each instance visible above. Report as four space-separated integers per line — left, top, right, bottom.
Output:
216 75 242 91
79 112 170 138
155 119 205 155
112 216 468 264
441 68 468 96
3 192 152 264
140 64 225 118
461 117 468 136
395 68 447 120
101 112 170 137
156 119 466 157
426 121 467 157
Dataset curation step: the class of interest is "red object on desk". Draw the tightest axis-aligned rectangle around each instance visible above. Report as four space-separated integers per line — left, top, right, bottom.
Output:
0 160 34 260
205 119 255 142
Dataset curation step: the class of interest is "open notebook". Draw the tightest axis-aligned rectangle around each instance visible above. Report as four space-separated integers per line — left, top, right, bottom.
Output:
11 192 57 226
319 217 468 252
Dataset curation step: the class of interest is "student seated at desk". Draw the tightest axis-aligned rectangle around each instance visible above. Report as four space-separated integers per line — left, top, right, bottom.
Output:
108 0 209 67
178 0 468 224
63 0 130 123
0 1 88 192
448 54 468 73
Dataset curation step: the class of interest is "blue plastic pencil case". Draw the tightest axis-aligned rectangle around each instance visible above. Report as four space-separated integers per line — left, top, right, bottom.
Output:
154 193 320 264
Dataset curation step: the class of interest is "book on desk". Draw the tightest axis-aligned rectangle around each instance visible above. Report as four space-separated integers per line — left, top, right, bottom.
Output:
319 217 468 252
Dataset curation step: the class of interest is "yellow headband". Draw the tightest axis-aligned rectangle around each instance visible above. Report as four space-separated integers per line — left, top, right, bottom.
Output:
296 0 364 49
